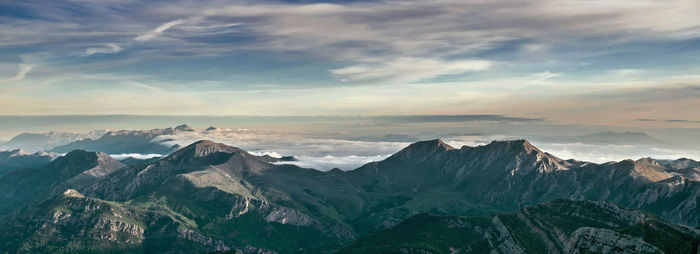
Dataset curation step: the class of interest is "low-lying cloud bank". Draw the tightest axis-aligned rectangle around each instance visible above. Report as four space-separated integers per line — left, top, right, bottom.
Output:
274 155 391 171
248 151 391 171
109 153 163 160
154 129 409 157
149 129 700 171
152 129 408 171
530 142 700 163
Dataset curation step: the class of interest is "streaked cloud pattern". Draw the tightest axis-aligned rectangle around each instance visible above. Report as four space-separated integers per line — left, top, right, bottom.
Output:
0 0 698 127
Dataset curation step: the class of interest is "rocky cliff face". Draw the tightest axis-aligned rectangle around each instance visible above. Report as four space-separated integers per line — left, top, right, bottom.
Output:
566 227 661 254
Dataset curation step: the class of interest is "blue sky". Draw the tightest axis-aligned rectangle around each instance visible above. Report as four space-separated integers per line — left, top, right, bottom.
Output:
0 0 699 128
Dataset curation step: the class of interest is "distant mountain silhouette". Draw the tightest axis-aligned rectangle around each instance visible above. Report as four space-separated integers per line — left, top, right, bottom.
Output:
0 149 54 176
49 125 193 154
0 130 106 152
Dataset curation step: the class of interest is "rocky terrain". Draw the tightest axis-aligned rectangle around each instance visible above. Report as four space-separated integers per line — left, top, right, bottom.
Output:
339 199 699 253
0 139 697 253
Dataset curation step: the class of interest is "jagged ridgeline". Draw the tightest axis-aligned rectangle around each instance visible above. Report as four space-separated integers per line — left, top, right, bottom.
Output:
0 139 697 253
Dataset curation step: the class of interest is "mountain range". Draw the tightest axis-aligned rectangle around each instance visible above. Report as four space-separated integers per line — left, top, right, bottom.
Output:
0 125 195 156
0 139 697 253
0 130 106 152
49 125 194 154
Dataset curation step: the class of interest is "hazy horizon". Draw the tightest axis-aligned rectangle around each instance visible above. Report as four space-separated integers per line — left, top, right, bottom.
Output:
2 114 699 170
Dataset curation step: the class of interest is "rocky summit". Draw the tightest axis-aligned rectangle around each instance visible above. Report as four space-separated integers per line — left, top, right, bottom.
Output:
0 139 698 253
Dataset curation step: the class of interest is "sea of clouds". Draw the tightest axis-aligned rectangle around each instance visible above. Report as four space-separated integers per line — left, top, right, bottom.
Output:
147 129 700 171
152 128 409 171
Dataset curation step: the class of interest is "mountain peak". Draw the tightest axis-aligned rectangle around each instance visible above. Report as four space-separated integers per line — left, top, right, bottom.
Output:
486 139 537 150
189 140 235 157
174 124 195 132
59 150 108 164
166 140 253 165
475 139 548 156
470 139 569 173
44 150 124 178
388 139 454 162
409 139 453 150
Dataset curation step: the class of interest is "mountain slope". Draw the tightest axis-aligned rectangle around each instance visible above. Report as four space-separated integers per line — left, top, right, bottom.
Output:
77 140 358 252
0 189 236 253
339 199 700 254
0 150 124 216
346 139 700 229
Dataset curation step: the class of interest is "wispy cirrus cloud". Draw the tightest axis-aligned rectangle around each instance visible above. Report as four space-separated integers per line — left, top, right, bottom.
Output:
134 19 185 42
4 0 700 85
0 0 699 124
83 19 185 57
331 58 491 83
0 64 32 83
84 43 123 56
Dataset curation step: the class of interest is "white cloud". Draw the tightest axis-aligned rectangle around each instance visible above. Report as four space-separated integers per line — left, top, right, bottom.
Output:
530 142 700 163
249 150 390 170
154 129 700 170
331 57 491 83
150 128 410 171
154 129 409 157
272 154 391 171
0 64 32 83
84 43 123 56
109 153 162 160
134 19 185 42
83 19 185 57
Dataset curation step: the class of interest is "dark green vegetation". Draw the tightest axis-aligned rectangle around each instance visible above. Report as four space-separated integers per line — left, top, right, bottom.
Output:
0 139 698 253
340 200 700 254
0 150 124 215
